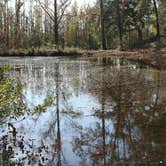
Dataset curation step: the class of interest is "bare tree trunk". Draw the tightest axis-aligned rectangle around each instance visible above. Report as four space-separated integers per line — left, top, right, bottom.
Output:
6 1 9 48
99 0 107 50
15 0 22 48
54 0 58 48
4 0 7 48
116 0 123 49
138 27 143 44
153 0 160 40
44 0 49 43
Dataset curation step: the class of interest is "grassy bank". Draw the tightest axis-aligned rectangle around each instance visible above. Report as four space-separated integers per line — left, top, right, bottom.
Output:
0 47 82 57
81 48 166 69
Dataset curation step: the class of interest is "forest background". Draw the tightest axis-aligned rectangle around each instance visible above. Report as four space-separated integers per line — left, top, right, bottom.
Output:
0 0 165 53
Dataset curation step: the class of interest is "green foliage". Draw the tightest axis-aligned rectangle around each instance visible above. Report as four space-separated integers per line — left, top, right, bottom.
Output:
0 66 55 123
0 65 11 80
64 0 166 49
34 96 55 114
0 66 26 123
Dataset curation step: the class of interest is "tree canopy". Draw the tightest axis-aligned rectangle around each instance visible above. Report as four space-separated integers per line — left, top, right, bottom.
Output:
0 0 165 50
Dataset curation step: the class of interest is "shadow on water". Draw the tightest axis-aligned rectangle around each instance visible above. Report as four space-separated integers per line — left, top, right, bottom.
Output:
0 56 166 165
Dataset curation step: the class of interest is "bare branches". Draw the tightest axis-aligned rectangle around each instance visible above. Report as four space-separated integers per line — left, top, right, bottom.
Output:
35 0 54 21
35 0 71 25
58 0 71 25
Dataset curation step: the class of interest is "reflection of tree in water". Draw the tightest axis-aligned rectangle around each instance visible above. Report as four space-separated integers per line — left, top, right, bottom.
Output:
72 63 166 165
1 58 166 165
0 60 86 165
0 64 63 165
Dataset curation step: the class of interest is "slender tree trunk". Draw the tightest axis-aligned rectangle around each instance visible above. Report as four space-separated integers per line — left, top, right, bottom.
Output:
99 0 107 50
6 1 9 48
116 0 123 49
4 0 7 47
146 12 150 39
54 0 58 48
153 0 160 40
15 0 22 48
138 27 143 44
44 0 49 43
0 8 2 41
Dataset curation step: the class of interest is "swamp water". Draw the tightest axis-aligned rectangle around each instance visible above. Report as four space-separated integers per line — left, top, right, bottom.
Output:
0 56 166 165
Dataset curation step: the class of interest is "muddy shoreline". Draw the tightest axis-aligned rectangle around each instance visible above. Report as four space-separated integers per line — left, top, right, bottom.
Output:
0 48 166 69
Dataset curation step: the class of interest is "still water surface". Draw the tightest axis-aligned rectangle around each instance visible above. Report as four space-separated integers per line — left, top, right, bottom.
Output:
0 56 166 165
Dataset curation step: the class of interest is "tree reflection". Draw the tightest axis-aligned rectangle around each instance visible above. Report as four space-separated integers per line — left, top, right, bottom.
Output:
72 63 166 165
55 63 62 166
1 57 166 165
0 64 63 165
